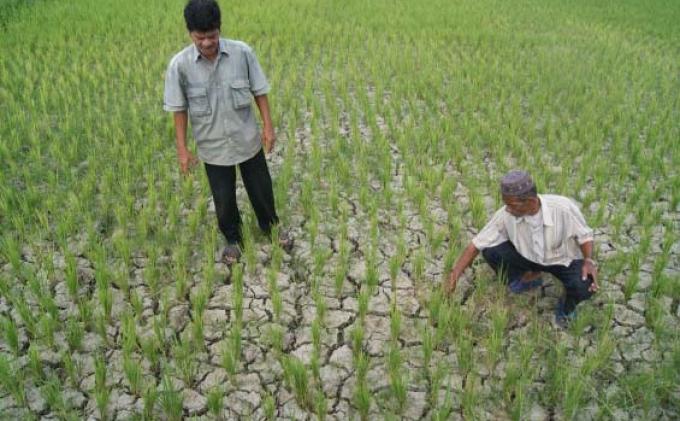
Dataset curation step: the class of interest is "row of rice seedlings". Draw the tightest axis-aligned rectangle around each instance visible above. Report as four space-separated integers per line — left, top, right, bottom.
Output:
386 299 407 413
222 263 245 383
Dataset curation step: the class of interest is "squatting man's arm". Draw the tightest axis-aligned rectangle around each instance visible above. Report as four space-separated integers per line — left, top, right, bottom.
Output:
443 243 479 295
443 240 600 295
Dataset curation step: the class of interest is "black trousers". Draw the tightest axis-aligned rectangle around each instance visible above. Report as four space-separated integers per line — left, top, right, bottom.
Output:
204 148 279 244
481 241 594 314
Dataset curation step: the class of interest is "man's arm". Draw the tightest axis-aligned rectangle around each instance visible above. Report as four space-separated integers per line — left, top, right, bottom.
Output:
443 243 480 295
579 240 598 292
173 111 197 174
254 95 275 154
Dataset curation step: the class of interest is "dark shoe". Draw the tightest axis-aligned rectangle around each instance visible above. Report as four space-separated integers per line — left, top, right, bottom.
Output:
221 244 241 265
508 277 543 294
555 299 576 329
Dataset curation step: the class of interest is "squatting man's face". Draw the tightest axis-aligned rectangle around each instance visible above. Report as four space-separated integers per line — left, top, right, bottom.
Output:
502 195 538 218
190 29 220 59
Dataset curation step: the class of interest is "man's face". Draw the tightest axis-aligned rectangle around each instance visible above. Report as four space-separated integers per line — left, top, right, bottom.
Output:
190 29 220 59
502 195 537 217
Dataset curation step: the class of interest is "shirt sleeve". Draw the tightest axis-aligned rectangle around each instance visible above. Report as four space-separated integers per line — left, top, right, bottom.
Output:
566 200 594 244
244 47 270 96
163 56 187 112
472 208 508 250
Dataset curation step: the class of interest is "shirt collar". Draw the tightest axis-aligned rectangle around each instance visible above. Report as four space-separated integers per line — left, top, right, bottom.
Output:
537 194 554 226
513 194 553 226
192 39 230 62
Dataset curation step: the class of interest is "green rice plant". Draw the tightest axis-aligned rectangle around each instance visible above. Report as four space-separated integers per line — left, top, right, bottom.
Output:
412 247 426 283
486 305 508 368
62 351 80 389
351 325 365 361
141 334 161 375
315 389 327 421
130 289 144 320
0 354 25 406
365 252 379 291
221 338 238 380
389 302 401 345
95 354 110 420
388 253 402 290
142 383 159 420
461 373 480 420
420 324 434 379
1 315 20 355
123 354 143 396
28 343 44 383
0 235 22 275
159 374 183 421
267 324 284 355
64 251 79 300
353 353 371 420
281 355 311 409
386 345 407 413
42 373 68 417
65 315 84 352
263 393 276 420
173 337 198 388
94 313 110 346
191 315 205 352
456 335 474 376
13 295 37 339
357 289 370 323
207 385 224 419
334 247 349 297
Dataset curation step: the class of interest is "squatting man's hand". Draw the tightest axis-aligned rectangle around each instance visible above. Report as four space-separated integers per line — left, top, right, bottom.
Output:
443 271 458 296
582 258 599 293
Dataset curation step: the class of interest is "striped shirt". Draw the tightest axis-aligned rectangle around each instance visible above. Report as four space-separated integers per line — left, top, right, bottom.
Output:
472 194 593 267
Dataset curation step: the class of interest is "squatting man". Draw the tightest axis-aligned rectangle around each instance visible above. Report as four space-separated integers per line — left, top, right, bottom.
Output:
444 170 599 326
164 0 292 263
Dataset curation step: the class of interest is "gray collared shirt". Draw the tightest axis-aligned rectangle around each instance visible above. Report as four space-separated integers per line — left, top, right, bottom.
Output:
164 39 270 166
472 194 594 266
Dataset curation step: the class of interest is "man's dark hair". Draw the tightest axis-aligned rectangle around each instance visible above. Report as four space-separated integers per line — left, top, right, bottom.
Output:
184 0 221 32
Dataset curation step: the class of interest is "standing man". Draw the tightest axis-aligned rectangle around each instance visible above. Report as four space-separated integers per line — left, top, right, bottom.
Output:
444 170 598 327
164 0 291 263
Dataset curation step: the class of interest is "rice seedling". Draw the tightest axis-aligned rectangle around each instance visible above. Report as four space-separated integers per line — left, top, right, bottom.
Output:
263 393 276 420
42 373 68 417
0 354 25 406
94 353 111 420
353 352 371 420
206 385 224 419
1 315 20 356
281 355 312 410
62 351 81 389
159 373 183 421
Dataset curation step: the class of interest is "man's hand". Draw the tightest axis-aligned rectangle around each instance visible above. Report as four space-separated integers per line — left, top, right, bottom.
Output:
582 258 598 293
177 148 198 174
262 124 276 154
443 271 458 296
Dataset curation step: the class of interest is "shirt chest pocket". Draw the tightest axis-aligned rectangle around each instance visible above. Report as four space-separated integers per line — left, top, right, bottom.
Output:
546 226 565 255
230 79 252 109
187 87 211 118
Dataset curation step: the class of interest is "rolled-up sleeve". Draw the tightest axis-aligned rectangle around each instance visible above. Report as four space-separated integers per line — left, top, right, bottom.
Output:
472 208 508 250
163 56 187 112
567 203 593 244
244 47 270 96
